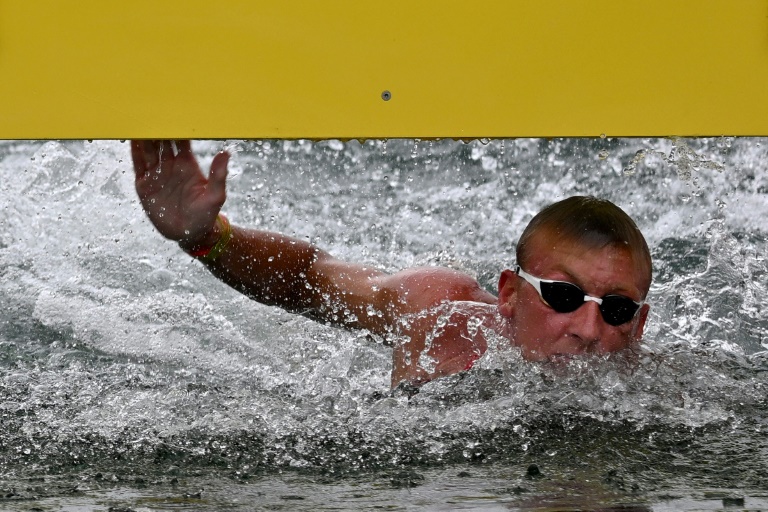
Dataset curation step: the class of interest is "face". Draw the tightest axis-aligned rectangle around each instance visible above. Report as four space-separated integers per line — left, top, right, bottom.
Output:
497 232 650 361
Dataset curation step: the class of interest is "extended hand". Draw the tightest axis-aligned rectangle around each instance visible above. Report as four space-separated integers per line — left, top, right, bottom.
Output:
131 140 228 248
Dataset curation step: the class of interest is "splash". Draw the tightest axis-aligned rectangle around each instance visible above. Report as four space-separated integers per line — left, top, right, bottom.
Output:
622 137 725 182
1 138 767 509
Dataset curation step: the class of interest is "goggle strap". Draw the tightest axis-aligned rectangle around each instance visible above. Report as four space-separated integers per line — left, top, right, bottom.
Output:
584 295 603 305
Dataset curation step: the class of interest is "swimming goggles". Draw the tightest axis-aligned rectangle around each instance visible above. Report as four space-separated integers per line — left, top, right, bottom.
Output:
515 266 643 326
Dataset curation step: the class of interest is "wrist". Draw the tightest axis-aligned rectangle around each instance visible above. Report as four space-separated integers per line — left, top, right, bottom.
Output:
180 214 233 262
179 226 219 252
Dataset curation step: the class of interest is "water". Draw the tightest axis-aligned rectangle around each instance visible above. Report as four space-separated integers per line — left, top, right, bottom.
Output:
1 138 767 510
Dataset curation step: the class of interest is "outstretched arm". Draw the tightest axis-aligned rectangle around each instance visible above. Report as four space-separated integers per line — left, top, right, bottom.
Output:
131 140 402 334
132 140 497 386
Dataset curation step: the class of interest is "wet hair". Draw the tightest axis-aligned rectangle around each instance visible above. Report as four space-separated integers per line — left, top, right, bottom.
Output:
516 196 652 292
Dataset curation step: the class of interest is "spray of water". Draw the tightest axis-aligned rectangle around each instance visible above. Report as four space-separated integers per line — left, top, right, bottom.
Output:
1 138 767 508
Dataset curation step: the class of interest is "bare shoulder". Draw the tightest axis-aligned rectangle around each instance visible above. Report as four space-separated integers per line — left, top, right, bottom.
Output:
373 266 497 316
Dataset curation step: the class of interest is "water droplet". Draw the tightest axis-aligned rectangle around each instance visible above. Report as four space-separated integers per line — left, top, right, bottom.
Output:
598 149 609 160
622 149 647 176
411 139 420 158
481 155 498 171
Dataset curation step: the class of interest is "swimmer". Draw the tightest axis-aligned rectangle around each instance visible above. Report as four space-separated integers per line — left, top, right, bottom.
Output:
131 140 651 387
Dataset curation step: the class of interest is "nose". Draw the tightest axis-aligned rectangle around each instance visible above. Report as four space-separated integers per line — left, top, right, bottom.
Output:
567 300 604 350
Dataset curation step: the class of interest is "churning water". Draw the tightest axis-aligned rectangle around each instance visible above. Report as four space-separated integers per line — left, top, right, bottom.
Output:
1 138 767 511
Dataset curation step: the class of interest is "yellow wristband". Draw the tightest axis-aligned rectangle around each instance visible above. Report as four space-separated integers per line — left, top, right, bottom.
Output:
202 214 233 262
187 214 233 262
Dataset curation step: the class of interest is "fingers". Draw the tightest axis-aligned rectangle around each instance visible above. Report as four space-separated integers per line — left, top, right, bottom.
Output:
130 140 145 175
174 140 192 155
130 140 162 176
159 140 177 173
143 140 161 171
130 141 226 205
207 151 230 205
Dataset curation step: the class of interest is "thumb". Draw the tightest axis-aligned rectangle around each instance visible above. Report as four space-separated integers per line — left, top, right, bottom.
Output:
207 151 229 205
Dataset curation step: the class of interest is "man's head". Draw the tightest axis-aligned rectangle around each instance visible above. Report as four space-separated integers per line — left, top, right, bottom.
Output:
497 196 652 361
516 196 652 291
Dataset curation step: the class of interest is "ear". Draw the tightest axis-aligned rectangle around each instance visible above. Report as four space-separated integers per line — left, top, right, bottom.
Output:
497 269 519 319
631 303 651 340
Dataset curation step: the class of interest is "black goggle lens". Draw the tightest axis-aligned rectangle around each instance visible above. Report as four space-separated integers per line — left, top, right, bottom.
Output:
539 281 584 312
599 295 641 326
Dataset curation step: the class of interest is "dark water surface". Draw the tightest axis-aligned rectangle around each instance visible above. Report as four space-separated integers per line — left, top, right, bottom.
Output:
1 138 767 510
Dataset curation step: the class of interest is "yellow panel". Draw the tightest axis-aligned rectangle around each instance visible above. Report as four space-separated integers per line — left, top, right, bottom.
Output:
1 0 767 139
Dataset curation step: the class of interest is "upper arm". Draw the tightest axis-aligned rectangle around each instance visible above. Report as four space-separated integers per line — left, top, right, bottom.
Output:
305 254 496 334
302 252 388 330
